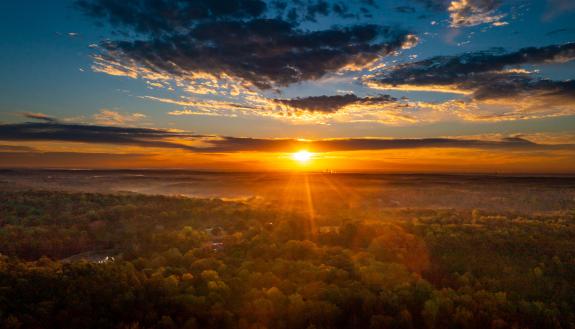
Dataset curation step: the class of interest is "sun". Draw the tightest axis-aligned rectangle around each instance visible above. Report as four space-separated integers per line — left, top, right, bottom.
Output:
292 150 313 164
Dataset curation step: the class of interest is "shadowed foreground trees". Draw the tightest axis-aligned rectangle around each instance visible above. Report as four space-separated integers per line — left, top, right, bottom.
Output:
0 190 574 328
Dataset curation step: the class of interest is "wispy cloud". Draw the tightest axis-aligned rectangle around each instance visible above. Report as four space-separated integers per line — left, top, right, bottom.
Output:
92 109 147 126
20 112 58 123
149 93 422 125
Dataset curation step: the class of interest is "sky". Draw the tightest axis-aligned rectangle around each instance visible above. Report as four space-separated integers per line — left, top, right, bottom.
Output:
0 0 574 172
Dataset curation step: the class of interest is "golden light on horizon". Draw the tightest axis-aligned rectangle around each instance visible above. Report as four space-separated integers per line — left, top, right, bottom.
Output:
292 150 313 164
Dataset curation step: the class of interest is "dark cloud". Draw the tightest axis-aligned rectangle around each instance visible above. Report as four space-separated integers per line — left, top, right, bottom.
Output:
21 112 58 123
360 0 378 8
410 0 446 10
274 94 398 113
378 43 575 84
546 28 571 36
305 0 330 20
372 43 575 101
395 6 417 13
77 0 370 30
274 0 368 21
78 0 415 89
76 0 268 34
102 20 413 89
1 122 571 153
204 136 550 152
0 122 200 151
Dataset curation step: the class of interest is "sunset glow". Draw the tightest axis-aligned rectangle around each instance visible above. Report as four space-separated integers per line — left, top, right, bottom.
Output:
292 150 313 164
0 0 573 172
1 1 575 327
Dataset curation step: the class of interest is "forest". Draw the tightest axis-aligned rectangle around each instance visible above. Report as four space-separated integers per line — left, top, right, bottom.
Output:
0 179 574 329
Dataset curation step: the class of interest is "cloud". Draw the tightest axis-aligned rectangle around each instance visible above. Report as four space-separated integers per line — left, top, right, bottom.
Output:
0 122 201 151
368 42 575 122
543 0 575 20
93 109 147 125
411 0 504 27
21 112 58 122
273 94 398 113
78 0 415 90
99 21 413 90
395 6 417 13
145 90 571 125
406 98 575 122
144 92 420 125
1 122 573 153
21 109 147 128
447 0 504 27
143 95 260 117
204 135 558 153
76 0 268 34
0 145 36 152
77 0 376 32
546 28 571 36
370 43 575 103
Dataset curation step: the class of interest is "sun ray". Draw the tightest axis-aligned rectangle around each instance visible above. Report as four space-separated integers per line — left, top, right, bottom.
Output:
303 173 317 239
